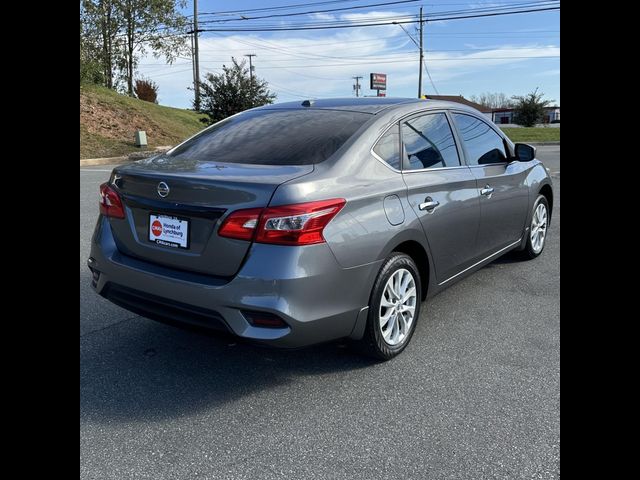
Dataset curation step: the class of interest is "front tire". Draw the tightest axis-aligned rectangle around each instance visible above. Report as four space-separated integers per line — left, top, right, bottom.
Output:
358 253 422 360
520 194 549 259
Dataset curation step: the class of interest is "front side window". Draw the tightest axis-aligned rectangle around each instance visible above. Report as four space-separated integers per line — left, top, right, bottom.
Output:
372 124 401 170
452 113 508 165
401 113 460 170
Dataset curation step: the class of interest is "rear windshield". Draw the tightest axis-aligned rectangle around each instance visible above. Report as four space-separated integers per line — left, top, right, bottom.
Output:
168 109 372 165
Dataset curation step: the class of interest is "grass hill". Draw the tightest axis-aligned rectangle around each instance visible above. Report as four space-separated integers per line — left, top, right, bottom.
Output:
80 84 207 159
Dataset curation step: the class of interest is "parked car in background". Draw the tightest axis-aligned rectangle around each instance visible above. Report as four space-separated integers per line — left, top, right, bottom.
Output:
88 97 553 360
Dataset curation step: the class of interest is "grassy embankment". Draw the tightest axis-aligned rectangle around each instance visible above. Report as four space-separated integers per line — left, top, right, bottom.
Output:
80 84 207 159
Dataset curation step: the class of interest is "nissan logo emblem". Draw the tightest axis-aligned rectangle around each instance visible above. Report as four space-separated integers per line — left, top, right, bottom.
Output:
157 182 170 198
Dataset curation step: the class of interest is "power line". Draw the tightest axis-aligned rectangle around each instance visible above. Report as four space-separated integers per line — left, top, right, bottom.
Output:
267 80 316 99
253 55 559 69
200 45 558 58
195 0 368 16
198 0 557 24
424 0 558 18
423 61 439 95
196 33 558 53
206 31 413 62
426 5 560 23
192 0 554 17
138 52 558 69
197 0 420 23
196 6 560 32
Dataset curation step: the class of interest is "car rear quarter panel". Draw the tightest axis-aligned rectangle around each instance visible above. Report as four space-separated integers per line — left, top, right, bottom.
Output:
270 111 437 297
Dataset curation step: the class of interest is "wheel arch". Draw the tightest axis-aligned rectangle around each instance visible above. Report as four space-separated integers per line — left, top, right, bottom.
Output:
539 183 553 222
390 240 430 300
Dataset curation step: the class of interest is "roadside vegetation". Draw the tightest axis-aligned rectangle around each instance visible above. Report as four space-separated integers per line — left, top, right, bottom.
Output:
80 84 206 159
501 127 560 143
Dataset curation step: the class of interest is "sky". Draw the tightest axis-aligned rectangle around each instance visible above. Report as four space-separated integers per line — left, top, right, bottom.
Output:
137 0 560 109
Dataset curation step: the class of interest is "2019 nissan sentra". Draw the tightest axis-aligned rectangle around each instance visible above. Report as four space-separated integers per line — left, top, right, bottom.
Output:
88 97 553 360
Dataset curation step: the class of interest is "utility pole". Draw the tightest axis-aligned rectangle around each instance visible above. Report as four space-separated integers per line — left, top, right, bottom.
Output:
245 54 257 84
193 0 201 111
418 6 424 98
190 25 196 100
352 76 362 97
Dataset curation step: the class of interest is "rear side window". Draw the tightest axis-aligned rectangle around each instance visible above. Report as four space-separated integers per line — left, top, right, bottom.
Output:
372 124 401 170
401 113 460 170
169 109 372 165
452 113 508 165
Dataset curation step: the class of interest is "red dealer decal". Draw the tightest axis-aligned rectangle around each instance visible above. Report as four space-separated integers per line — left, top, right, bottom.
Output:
151 220 163 237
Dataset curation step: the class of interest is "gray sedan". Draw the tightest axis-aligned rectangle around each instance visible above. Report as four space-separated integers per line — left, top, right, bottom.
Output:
88 97 553 360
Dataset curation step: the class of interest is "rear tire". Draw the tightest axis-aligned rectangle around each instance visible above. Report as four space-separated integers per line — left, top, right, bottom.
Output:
519 194 549 260
357 253 422 360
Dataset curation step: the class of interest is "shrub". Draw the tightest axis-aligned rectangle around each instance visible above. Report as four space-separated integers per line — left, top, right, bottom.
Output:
134 78 159 103
511 88 555 127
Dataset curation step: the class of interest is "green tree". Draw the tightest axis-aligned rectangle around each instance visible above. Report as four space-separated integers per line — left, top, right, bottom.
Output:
511 88 555 127
120 0 189 97
80 17 105 85
198 58 277 125
81 0 123 88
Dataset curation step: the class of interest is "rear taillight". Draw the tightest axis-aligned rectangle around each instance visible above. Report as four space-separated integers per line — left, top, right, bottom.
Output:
257 199 346 245
99 182 125 219
218 207 263 241
218 199 345 246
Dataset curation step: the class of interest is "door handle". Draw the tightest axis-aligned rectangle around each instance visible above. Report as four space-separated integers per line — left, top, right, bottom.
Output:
480 185 494 197
419 197 440 212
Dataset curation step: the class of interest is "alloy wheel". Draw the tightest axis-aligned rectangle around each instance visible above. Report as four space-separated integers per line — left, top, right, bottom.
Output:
530 203 548 253
379 268 417 346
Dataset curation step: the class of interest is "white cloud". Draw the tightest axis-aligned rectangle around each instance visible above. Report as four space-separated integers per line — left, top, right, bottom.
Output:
309 13 335 21
340 10 414 22
535 68 560 76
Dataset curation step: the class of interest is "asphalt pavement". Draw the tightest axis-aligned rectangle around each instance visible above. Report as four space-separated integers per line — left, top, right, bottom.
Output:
80 146 560 479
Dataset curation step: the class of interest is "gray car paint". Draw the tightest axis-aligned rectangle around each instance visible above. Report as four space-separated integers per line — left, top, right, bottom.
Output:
89 98 553 348
108 161 314 277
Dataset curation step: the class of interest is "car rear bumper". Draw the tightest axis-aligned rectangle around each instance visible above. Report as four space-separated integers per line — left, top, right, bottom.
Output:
89 216 380 348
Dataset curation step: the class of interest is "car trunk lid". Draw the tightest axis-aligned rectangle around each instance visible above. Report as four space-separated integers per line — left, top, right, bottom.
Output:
106 156 313 277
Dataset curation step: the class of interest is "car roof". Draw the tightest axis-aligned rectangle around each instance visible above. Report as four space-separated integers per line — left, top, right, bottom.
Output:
256 97 419 114
255 97 483 115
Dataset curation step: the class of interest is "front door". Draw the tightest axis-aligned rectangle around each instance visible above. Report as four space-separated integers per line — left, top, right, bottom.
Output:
399 111 481 283
451 112 529 257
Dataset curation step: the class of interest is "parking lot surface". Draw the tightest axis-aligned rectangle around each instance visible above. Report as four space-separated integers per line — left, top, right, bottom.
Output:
80 146 560 479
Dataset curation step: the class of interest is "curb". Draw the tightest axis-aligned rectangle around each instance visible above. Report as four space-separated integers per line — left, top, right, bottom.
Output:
80 156 129 167
80 146 172 167
528 141 560 146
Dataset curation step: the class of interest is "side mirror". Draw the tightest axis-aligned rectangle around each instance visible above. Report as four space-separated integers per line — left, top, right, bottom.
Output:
514 143 536 162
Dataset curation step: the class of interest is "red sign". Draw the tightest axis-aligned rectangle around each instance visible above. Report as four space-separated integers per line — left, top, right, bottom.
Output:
151 220 163 237
370 73 387 90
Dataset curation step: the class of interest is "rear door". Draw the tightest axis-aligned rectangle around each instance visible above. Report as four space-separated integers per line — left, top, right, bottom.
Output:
399 111 480 283
451 112 529 257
